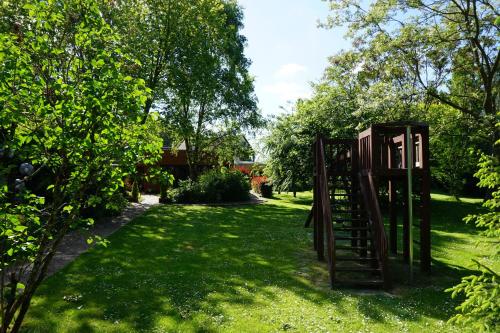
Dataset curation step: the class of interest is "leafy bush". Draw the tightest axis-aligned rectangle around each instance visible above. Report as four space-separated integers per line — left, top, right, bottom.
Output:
260 182 273 198
198 169 250 202
131 180 140 203
251 176 272 197
0 0 155 330
170 169 250 203
159 172 175 203
171 179 202 203
82 191 129 219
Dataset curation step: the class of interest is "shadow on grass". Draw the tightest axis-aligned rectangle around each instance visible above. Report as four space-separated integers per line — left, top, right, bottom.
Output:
22 193 483 332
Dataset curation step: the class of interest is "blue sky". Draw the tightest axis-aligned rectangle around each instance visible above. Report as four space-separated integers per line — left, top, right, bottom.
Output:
238 0 350 117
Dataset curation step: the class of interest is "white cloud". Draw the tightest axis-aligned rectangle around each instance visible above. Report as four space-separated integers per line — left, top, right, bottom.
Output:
274 63 307 79
263 81 311 102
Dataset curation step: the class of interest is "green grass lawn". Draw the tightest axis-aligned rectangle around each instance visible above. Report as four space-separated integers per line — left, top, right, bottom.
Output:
22 192 493 332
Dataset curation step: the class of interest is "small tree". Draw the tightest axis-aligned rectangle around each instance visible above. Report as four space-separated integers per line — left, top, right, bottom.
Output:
0 1 157 331
446 128 500 331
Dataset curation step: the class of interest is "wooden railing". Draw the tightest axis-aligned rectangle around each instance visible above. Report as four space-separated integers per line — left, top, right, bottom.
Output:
359 171 391 290
313 136 336 286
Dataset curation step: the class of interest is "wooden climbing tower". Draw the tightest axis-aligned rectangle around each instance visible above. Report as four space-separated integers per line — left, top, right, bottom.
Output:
306 121 431 289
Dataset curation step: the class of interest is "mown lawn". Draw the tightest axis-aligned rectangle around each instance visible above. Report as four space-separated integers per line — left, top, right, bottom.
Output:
22 192 492 332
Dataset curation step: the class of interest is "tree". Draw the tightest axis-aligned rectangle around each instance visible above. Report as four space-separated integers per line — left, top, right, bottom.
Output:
161 0 261 178
420 103 488 196
265 115 311 197
0 0 158 331
102 0 193 123
446 131 500 331
324 0 499 151
264 53 364 194
104 0 262 178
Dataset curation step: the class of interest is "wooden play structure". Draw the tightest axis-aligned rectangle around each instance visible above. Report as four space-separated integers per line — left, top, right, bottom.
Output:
305 121 431 289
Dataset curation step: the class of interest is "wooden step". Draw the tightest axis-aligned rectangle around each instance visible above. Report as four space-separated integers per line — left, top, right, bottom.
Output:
335 236 372 241
333 218 367 223
336 226 370 232
333 279 384 288
332 209 360 214
335 267 381 273
336 245 373 251
335 256 377 262
331 200 353 205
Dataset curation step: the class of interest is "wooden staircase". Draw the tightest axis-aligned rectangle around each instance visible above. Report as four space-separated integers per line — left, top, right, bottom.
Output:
310 136 390 290
330 174 386 288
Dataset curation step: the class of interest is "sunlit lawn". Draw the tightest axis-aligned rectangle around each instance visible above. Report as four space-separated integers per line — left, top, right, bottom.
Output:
22 192 491 332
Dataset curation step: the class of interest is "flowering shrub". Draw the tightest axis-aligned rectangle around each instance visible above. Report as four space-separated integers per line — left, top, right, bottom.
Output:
251 176 268 193
251 176 273 197
234 165 251 176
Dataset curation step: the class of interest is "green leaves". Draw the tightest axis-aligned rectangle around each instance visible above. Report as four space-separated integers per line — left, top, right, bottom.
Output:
324 0 499 124
0 0 159 330
62 205 74 214
447 261 500 332
445 127 500 330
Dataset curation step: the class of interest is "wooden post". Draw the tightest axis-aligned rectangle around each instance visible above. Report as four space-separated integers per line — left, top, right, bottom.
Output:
388 139 398 255
402 131 410 264
307 144 315 229
351 142 359 249
313 141 318 250
406 126 414 281
389 180 397 255
315 136 325 261
420 127 431 272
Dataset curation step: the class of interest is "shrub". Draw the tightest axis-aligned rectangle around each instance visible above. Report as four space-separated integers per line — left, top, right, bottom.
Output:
157 171 175 203
131 180 140 203
233 165 251 177
251 176 268 193
102 191 129 216
171 179 202 203
81 191 129 219
170 169 250 203
198 169 250 202
260 182 273 198
250 175 273 198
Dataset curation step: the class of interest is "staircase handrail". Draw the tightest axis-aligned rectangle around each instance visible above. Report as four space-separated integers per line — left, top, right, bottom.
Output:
316 137 336 286
358 170 391 289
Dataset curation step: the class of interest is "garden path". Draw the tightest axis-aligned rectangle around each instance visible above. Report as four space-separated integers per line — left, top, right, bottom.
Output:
46 194 160 277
